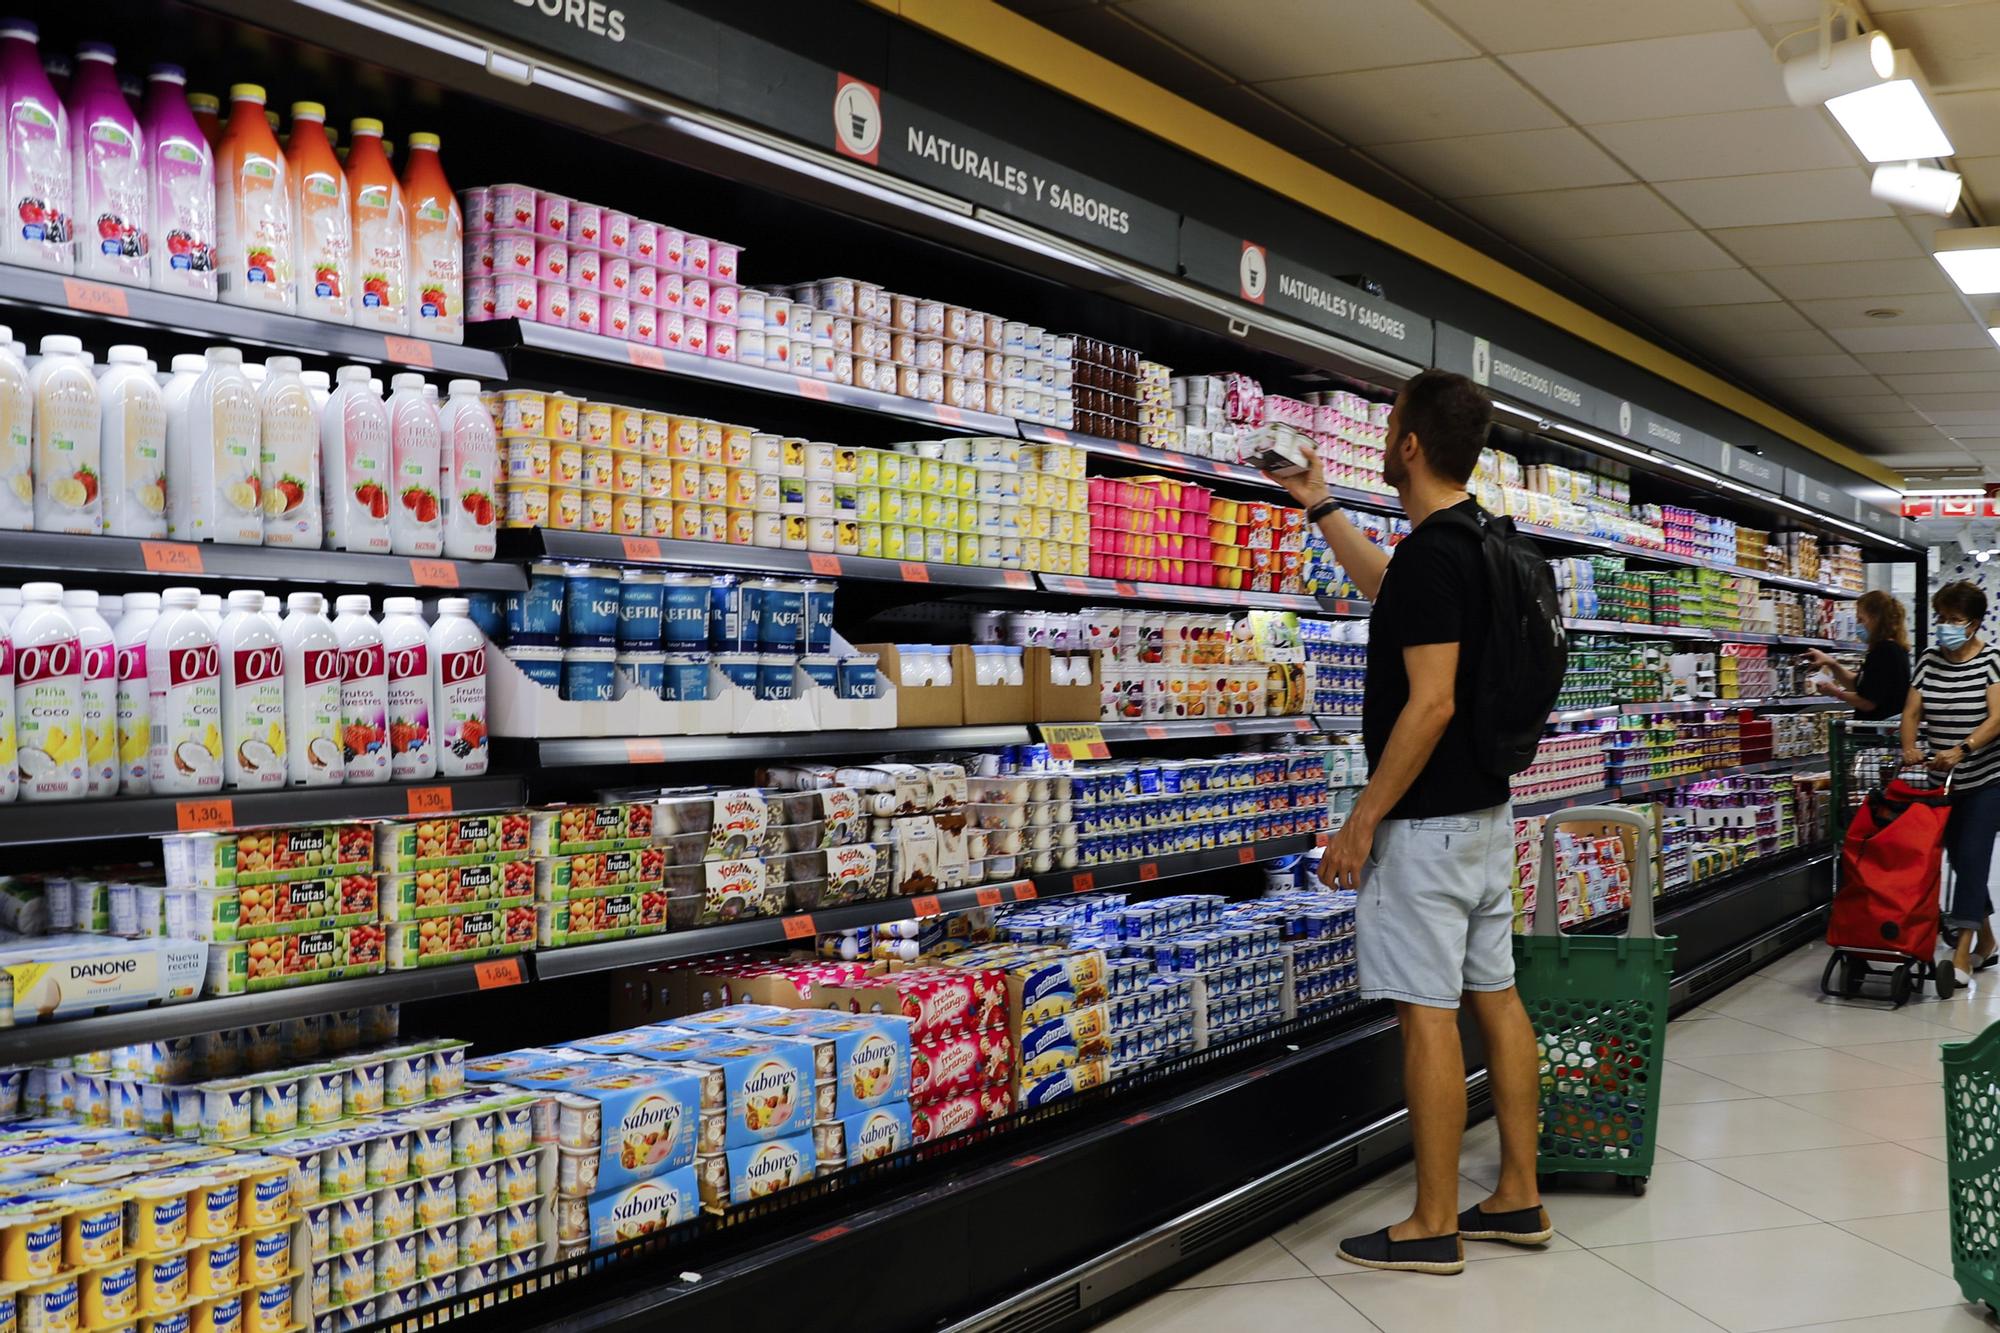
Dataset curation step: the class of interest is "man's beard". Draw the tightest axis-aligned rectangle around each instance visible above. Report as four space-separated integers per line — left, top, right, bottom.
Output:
1384 442 1407 490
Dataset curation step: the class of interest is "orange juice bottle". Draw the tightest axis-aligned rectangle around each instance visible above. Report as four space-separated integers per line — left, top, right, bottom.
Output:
400 132 461 344
287 101 352 324
346 118 406 334
215 84 294 310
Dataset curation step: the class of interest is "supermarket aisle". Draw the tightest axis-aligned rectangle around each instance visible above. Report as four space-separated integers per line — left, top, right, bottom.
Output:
1093 942 1996 1333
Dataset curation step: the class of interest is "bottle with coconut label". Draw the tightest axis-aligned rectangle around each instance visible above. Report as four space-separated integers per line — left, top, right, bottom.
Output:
219 588 284 789
14 582 84 801
333 594 387 785
429 597 486 777
322 365 390 553
257 356 319 548
113 589 157 793
215 84 292 310
0 610 15 804
287 101 350 324
346 118 405 334
61 588 114 796
380 596 434 780
437 379 495 560
178 346 261 543
386 373 440 557
280 591 341 786
66 42 147 287
146 585 219 793
140 63 215 299
0 325 32 531
401 132 461 343
0 22 74 273
30 336 101 535
97 344 167 538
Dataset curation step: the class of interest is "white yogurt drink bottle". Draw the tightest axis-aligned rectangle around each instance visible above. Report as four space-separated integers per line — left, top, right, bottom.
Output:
177 346 262 543
301 369 329 410
0 609 15 803
380 596 435 779
61 589 116 797
429 597 486 777
113 589 159 793
387 373 441 557
97 344 168 538
197 593 221 630
321 365 390 553
0 326 33 530
280 590 342 786
219 588 285 789
258 355 321 548
333 594 388 784
158 352 203 537
145 585 221 793
437 380 496 560
31 335 102 535
14 582 86 801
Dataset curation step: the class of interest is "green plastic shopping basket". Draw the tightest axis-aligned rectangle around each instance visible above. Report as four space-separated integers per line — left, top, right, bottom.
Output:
1942 1022 2000 1314
1516 806 1676 1195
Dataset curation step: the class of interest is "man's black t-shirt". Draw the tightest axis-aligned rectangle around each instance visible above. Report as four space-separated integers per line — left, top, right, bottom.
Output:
1852 639 1910 720
1362 497 1511 821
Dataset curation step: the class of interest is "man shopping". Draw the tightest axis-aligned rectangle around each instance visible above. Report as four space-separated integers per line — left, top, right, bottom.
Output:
1268 369 1551 1276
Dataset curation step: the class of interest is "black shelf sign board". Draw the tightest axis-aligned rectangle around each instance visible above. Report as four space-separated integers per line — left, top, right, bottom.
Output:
1721 443 1785 494
1178 219 1434 365
1785 472 1862 523
409 0 724 109
1615 400 1723 474
1435 324 1605 425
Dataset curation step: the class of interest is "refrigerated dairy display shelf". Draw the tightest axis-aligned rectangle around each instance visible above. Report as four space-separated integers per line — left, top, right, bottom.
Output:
495 725 1036 769
0 530 527 591
1094 716 1325 743
0 833 1319 1063
1037 573 1326 614
1622 696 1845 715
499 529 1036 591
1563 617 1863 650
0 266 506 378
1512 752 1830 818
471 318 1022 436
0 775 527 845
1519 522 1859 600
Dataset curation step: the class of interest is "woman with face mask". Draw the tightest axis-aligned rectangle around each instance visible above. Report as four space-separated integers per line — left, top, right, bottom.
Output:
1903 579 2000 986
1806 590 1909 719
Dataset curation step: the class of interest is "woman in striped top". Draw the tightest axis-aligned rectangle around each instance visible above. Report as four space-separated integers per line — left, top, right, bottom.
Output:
1902 580 2000 986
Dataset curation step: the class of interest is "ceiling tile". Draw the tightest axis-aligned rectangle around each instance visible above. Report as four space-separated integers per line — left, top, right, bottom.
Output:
1953 155 2000 213
1689 328 1847 358
1885 371 2000 394
1021 6 1235 87
1612 267 1778 307
1742 0 1822 21
1931 90 2000 158
1260 59 1563 145
1587 108 1855 182
1875 5 2000 94
1831 323 1998 353
1380 128 1633 198
1793 292 1975 327
1757 257 1959 301
1735 352 1867 377
1460 184 1688 238
1926 410 2000 426
1112 0 1474 80
1706 219 1929 268
1654 167 1885 228
1556 230 1739 274
1498 30 1790 124
1856 426 1957 443
1739 373 1893 397
1905 392 2000 413
1858 348 2000 375
1419 0 1747 53
1658 302 1815 335
1802 394 1923 415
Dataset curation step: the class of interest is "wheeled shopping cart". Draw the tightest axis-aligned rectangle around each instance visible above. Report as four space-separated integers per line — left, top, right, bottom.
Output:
1517 806 1674 1196
1823 763 1954 1005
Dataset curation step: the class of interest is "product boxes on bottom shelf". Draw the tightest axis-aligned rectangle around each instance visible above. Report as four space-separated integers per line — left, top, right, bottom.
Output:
813 1101 913 1170
696 1131 817 1212
559 1164 701 1247
723 1010 912 1117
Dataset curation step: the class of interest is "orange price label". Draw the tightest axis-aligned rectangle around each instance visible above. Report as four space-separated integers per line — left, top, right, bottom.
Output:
781 913 817 940
1138 862 1159 881
383 335 434 367
405 786 453 815
62 278 128 316
622 537 663 561
175 797 234 831
809 553 842 576
1043 427 1070 443
1292 717 1312 730
1114 581 1138 597
1012 882 1038 901
1212 721 1235 736
1001 571 1034 590
909 895 941 917
1122 1112 1152 1126
795 377 830 401
1237 846 1256 864
809 1225 850 1243
1144 725 1167 740
1115 443 1141 458
1070 872 1095 894
140 541 204 574
409 559 459 588
975 886 1003 906
898 562 931 584
936 404 965 425
474 957 524 989
625 739 668 764
627 344 667 371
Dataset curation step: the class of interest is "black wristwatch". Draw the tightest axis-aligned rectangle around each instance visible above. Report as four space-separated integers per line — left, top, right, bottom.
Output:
1306 497 1339 524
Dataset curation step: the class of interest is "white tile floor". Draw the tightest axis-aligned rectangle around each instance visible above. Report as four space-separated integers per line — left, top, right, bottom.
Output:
1090 940 2000 1333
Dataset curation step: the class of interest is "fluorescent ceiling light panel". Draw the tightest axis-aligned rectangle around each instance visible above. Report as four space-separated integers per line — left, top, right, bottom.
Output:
1825 53 1952 162
1935 227 2000 294
1781 30 1893 106
1871 162 1961 215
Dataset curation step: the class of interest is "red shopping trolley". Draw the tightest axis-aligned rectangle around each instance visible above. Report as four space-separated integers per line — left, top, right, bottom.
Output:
1822 765 1954 1005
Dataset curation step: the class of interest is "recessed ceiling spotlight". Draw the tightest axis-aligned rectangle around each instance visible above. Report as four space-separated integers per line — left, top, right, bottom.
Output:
1863 307 1903 319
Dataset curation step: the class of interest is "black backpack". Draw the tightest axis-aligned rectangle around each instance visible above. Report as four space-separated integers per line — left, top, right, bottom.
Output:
1437 505 1568 777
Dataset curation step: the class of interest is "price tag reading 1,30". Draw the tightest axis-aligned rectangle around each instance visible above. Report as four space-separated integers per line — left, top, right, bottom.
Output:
909 895 941 917
975 886 1003 906
405 786 453 815
176 798 234 831
781 914 817 940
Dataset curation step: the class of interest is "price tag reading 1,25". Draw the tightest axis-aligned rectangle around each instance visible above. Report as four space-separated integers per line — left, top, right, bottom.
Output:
141 541 204 574
809 553 842 576
409 560 459 588
176 798 234 831
781 914 817 940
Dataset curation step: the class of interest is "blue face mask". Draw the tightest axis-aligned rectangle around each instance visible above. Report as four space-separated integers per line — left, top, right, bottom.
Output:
1940 623 1971 650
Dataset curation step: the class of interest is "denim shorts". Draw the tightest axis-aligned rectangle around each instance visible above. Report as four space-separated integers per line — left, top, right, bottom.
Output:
1357 803 1516 1010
